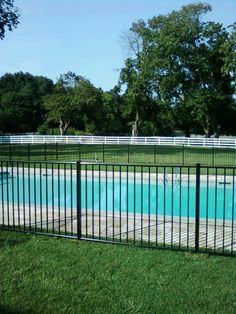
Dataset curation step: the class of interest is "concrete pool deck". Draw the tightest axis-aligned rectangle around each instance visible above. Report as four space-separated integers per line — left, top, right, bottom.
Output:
1 205 235 253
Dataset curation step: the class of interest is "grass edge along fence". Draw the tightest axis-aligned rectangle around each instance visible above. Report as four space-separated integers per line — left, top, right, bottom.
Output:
1 143 236 166
0 160 235 256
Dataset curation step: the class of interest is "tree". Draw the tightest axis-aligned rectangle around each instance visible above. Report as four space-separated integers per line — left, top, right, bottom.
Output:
221 23 236 94
120 28 175 136
102 86 128 135
0 72 53 133
0 0 19 40
120 58 148 136
43 72 83 135
121 3 235 137
184 21 235 137
58 71 81 89
72 78 104 134
43 80 75 136
43 72 105 135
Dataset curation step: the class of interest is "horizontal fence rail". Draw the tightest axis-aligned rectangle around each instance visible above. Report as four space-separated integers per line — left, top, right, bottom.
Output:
0 160 235 255
1 135 236 149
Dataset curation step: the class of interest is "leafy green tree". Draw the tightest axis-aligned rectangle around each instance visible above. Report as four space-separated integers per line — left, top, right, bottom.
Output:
0 0 19 40
43 80 76 135
58 71 81 89
44 72 105 135
121 3 235 137
0 72 53 133
102 86 128 135
221 23 236 94
72 78 104 134
120 56 158 136
185 21 235 136
120 54 174 136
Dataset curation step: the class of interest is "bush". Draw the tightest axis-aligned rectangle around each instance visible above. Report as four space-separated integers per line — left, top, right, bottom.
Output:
37 124 49 135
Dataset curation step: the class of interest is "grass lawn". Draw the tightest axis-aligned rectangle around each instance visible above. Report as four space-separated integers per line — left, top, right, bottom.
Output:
0 230 235 314
1 143 236 166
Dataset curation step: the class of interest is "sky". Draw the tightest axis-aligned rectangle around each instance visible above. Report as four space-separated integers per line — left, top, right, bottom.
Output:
1 0 235 91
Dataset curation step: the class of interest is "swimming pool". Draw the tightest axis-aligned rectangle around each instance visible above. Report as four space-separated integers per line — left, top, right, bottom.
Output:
0 173 235 221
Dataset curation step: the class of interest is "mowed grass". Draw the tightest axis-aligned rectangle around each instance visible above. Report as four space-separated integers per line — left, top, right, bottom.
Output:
0 143 236 166
0 230 235 314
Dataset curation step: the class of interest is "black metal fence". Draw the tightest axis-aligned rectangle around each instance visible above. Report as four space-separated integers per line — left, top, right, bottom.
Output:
0 143 236 166
0 160 235 255
0 160 77 237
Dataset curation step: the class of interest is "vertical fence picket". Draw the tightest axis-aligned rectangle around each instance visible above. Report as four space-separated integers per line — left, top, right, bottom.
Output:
28 144 30 161
9 144 12 160
212 146 215 166
127 144 130 163
195 163 200 252
76 161 81 240
1 161 5 227
44 143 47 161
56 143 58 161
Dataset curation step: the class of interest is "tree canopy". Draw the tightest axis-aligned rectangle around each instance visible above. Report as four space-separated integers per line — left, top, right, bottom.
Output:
0 0 19 40
120 2 236 137
0 3 235 137
43 72 105 135
0 72 53 133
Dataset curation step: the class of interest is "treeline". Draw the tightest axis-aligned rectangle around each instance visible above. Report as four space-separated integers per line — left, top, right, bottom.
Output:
0 3 235 137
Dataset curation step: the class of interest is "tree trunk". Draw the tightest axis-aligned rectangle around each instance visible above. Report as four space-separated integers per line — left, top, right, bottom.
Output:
212 123 220 138
184 128 190 137
131 111 139 137
203 116 211 138
59 117 70 135
59 117 64 135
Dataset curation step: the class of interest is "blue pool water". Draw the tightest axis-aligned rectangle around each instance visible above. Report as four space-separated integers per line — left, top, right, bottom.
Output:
0 174 235 221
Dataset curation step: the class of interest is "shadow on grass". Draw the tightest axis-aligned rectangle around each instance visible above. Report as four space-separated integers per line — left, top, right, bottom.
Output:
0 230 31 248
0 305 33 314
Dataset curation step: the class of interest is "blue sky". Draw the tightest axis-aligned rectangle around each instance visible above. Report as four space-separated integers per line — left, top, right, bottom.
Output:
1 0 235 91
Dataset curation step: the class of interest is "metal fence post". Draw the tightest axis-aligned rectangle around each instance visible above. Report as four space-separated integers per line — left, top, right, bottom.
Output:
56 143 58 161
154 144 156 164
79 143 81 161
212 146 215 166
9 144 12 160
195 163 201 252
28 143 30 161
44 143 47 161
76 161 82 240
127 144 130 163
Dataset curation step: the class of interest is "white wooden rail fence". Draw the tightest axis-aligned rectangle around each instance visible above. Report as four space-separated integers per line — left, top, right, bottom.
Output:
0 135 236 149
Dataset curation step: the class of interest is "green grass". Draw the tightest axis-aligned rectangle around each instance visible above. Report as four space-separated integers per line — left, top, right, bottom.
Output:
1 143 236 166
0 230 235 314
